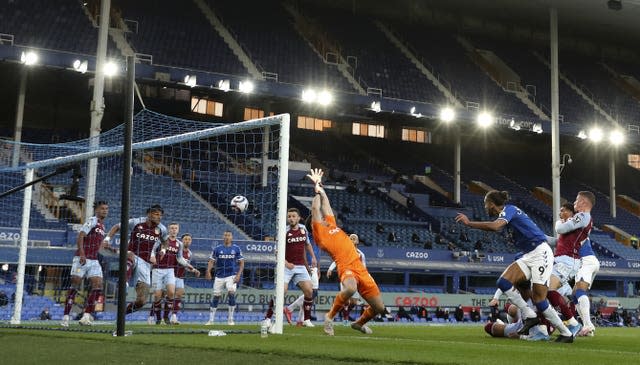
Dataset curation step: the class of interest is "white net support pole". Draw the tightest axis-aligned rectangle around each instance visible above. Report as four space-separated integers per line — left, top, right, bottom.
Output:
261 125 270 188
85 0 112 223
10 168 33 324
272 114 290 334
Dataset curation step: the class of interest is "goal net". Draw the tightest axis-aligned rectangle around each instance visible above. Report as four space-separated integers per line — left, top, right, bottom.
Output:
0 109 289 334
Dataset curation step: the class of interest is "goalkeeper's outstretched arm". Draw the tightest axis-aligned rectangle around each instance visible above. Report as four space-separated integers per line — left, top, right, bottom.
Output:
307 168 333 218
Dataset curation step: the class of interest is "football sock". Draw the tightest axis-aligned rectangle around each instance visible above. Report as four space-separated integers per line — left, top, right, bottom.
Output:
303 296 313 320
354 306 375 327
63 287 77 315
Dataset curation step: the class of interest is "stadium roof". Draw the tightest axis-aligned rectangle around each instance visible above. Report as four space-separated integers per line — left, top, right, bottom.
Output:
432 0 640 44
317 0 640 47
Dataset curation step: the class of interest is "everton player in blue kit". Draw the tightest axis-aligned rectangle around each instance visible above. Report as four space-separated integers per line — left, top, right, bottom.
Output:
205 231 245 325
456 190 574 343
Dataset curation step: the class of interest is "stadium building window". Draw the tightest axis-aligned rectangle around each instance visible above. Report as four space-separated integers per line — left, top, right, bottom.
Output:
352 122 384 138
629 154 640 170
244 108 264 120
297 115 333 131
191 97 223 117
401 127 431 143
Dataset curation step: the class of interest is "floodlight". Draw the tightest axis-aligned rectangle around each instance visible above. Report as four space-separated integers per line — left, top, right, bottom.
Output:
73 59 88 73
302 88 317 103
1 264 8 271
371 101 381 113
477 112 493 128
103 61 118 77
588 127 603 143
509 119 520 131
184 75 197 88
440 107 455 122
238 80 254 93
317 90 333 106
577 130 588 139
218 79 230 92
609 130 625 146
410 106 416 115
20 51 38 66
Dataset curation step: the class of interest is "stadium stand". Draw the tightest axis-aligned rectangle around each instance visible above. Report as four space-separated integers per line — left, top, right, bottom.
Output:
0 0 120 57
395 25 535 119
307 10 447 102
208 0 352 90
115 0 246 75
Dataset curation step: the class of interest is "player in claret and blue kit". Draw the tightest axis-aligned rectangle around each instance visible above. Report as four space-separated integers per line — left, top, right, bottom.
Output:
104 204 168 315
62 200 110 327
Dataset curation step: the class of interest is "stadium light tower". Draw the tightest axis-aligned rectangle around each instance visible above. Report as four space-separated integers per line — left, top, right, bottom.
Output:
608 129 625 219
439 107 455 123
12 51 40 166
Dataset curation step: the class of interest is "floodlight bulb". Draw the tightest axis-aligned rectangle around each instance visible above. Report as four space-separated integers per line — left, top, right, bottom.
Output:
477 112 493 128
609 130 625 145
588 127 603 143
104 61 118 77
317 90 333 106
440 107 455 122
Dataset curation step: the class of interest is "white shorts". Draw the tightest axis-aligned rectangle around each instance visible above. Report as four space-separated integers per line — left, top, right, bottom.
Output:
310 267 319 290
283 265 312 286
152 268 176 291
70 256 103 279
213 276 237 295
516 243 554 286
134 256 152 286
175 278 185 289
552 255 581 285
503 321 523 337
556 282 573 297
575 255 600 287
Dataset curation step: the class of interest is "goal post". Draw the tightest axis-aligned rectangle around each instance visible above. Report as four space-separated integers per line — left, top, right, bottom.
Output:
1 110 289 334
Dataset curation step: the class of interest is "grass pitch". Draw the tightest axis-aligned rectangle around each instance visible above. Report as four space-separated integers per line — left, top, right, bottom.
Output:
1 322 638 365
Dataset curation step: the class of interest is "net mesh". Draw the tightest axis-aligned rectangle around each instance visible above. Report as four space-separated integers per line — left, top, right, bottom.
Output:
0 110 288 327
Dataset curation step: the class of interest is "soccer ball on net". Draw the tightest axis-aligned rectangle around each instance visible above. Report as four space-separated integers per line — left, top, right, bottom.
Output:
230 195 249 213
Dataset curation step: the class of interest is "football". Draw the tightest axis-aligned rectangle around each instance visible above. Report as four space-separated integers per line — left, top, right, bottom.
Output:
230 195 249 213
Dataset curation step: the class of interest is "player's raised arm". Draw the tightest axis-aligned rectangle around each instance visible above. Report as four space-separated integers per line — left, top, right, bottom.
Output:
455 213 506 232
103 223 120 244
307 168 334 217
